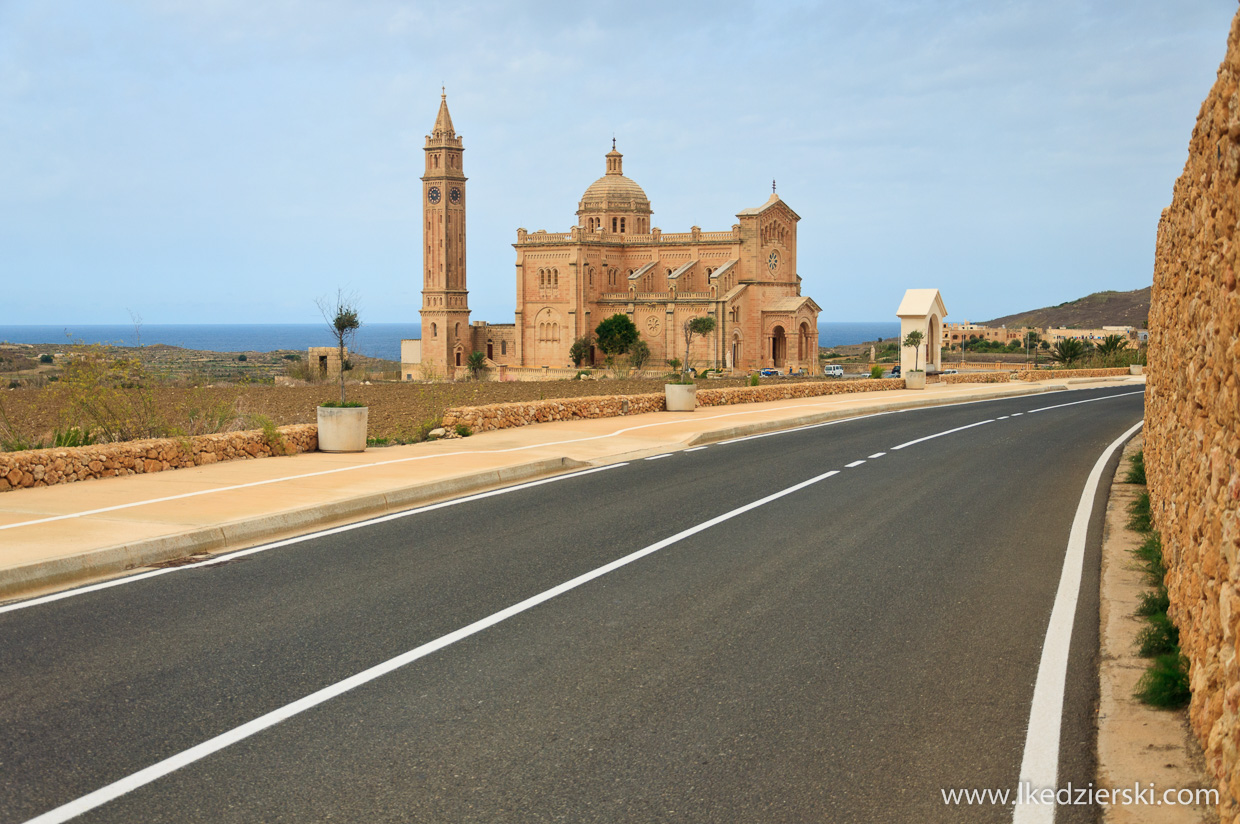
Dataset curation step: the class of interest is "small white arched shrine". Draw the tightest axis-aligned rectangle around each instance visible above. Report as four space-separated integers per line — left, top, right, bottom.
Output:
896 289 948 374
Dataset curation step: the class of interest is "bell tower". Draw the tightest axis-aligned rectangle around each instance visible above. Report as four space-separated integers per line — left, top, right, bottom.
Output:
420 90 470 375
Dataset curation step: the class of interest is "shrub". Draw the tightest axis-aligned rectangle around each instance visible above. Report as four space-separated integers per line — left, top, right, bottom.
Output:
454 423 472 437
748 374 760 386
869 365 884 379
1127 491 1152 532
237 354 248 362
319 400 366 408
1136 612 1180 657
1124 450 1146 484
1133 533 1166 585
1135 588 1170 617
1134 653 1191 708
39 353 54 364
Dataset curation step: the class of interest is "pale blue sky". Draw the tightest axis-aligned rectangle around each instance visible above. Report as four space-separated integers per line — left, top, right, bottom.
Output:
1 1 1234 327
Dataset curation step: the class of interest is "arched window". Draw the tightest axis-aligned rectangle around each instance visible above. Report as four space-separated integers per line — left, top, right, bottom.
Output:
431 323 438 338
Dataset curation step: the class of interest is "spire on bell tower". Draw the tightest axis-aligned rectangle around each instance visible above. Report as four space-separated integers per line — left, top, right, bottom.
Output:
432 90 456 140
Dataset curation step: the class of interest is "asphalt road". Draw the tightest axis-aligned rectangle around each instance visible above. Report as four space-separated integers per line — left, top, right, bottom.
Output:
0 385 1144 823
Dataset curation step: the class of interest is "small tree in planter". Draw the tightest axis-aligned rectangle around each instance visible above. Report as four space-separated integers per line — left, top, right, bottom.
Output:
315 290 367 451
902 329 926 389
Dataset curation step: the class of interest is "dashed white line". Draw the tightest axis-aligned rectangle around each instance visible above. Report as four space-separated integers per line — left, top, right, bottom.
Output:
20 467 845 824
845 460 866 468
685 446 709 452
1025 389 1143 415
868 452 886 459
644 454 672 461
998 416 1010 420
890 419 995 451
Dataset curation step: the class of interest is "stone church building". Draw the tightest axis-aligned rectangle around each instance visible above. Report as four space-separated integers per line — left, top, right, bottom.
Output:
405 93 821 377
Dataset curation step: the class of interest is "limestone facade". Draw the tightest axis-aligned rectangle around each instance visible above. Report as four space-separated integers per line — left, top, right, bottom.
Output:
408 96 821 378
1145 9 1240 822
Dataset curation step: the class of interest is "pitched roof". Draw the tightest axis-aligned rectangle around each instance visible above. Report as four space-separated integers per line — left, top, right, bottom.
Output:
764 295 821 313
896 289 948 318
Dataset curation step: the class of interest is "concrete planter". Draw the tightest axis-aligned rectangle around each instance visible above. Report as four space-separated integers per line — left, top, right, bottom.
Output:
904 370 926 390
664 383 697 412
317 406 369 452
1129 364 1144 375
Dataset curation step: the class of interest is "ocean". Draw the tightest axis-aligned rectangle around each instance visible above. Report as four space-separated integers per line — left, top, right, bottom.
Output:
1 322 900 362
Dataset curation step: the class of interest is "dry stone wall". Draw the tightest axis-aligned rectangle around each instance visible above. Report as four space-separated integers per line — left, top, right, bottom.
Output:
0 425 317 492
1013 367 1131 381
443 379 909 433
1146 10 1240 822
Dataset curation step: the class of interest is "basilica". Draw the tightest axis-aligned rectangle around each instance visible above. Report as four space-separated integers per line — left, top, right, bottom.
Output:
406 93 821 377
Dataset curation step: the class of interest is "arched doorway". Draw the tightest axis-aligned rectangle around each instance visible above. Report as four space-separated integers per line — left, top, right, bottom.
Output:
770 326 786 368
731 331 743 370
798 321 812 364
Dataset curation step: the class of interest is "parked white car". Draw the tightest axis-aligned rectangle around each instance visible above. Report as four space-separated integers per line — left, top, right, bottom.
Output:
823 364 844 378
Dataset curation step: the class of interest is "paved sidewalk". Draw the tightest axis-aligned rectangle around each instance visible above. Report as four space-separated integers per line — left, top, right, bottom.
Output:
0 377 1142 601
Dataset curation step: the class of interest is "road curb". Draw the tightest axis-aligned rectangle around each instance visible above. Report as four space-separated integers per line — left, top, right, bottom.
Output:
0 456 589 601
685 383 1065 446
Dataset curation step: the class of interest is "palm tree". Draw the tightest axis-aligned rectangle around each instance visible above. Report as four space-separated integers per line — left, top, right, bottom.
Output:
1095 334 1128 358
466 350 487 380
1049 338 1087 366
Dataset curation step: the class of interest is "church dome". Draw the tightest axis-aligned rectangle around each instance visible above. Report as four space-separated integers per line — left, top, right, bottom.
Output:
578 146 652 216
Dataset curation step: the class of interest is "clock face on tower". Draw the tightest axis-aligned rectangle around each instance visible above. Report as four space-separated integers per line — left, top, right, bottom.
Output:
768 250 780 272
427 186 442 204
450 187 461 204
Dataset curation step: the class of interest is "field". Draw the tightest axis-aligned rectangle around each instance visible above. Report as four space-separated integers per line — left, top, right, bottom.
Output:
0 374 769 449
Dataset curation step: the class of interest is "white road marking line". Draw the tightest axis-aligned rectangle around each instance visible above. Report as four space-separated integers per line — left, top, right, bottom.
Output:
1025 389 1143 415
19 468 844 824
845 460 866 468
716 409 904 444
890 419 995 451
998 416 1010 420
868 452 886 459
0 464 629 615
644 454 672 461
685 446 708 452
1012 412 1023 416
1012 419 1143 824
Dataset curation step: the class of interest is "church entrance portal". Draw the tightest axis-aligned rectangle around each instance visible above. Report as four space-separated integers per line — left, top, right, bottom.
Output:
771 326 787 368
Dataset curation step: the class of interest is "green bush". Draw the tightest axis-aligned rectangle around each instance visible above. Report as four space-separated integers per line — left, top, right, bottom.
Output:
1127 491 1152 533
319 400 366 408
1134 653 1191 708
1133 533 1166 585
237 354 248 362
39 353 54 364
1135 587 1170 617
869 365 884 379
748 374 760 387
1136 612 1180 657
455 423 473 437
52 427 96 448
1124 450 1146 484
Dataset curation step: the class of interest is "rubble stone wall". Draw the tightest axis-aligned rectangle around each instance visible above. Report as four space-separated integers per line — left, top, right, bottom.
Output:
443 379 908 433
0 425 318 492
1145 10 1240 822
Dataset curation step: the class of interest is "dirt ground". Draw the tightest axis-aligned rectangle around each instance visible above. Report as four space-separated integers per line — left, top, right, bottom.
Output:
0 376 773 446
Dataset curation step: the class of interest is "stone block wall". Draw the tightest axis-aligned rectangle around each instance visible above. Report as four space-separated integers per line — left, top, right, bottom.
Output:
0 425 318 492
442 379 910 433
1012 367 1131 381
1145 9 1240 822
942 372 1012 385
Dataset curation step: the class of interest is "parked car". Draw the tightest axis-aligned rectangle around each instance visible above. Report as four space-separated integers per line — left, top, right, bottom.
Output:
942 368 958 375
759 368 780 377
889 365 901 378
823 364 844 378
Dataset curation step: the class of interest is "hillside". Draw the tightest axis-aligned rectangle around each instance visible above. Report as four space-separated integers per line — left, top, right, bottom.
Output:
982 286 1150 329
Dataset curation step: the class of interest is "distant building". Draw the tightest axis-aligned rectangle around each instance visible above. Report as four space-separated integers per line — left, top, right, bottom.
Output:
404 93 822 379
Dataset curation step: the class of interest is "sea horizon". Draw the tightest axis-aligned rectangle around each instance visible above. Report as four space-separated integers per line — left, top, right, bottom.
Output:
0 321 902 363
